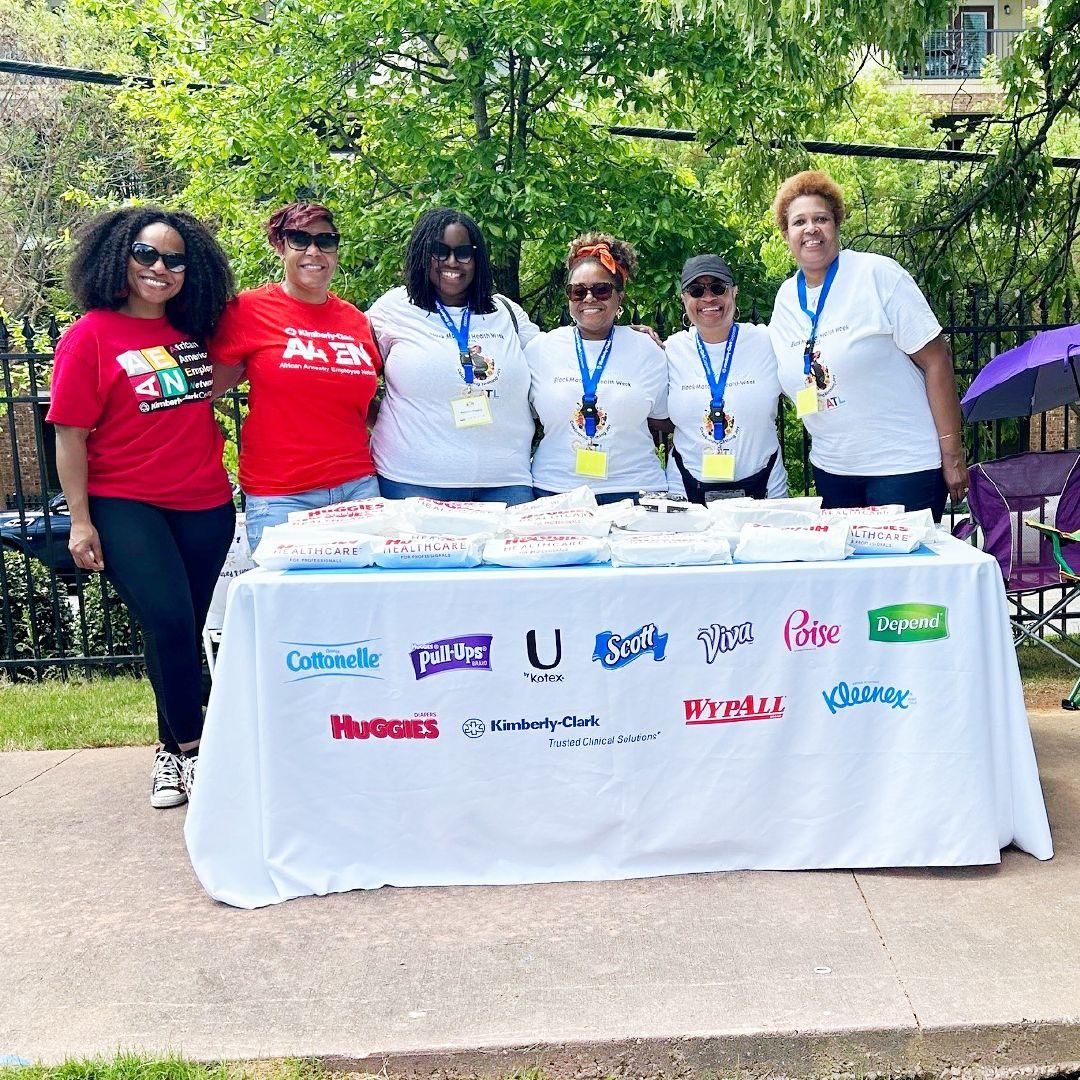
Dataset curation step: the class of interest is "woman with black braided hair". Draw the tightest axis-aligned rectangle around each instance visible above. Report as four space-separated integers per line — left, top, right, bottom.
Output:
48 206 236 810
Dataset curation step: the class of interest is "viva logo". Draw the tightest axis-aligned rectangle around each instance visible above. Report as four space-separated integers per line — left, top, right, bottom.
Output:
868 603 948 642
593 623 668 669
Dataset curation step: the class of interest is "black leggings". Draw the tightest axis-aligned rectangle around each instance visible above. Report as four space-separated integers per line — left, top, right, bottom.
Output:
89 497 235 752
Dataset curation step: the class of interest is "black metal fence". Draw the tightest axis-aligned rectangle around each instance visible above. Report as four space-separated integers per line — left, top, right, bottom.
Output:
1 291 1076 679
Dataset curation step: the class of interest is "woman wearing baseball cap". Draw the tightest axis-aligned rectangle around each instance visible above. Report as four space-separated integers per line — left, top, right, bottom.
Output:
664 254 783 502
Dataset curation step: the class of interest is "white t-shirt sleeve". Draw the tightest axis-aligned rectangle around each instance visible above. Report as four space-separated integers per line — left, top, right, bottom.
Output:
365 290 398 357
648 343 669 420
499 296 542 349
882 265 942 355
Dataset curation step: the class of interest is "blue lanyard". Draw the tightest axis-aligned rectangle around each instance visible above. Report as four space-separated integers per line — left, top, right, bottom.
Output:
796 254 839 378
694 325 739 442
436 301 473 383
574 327 614 438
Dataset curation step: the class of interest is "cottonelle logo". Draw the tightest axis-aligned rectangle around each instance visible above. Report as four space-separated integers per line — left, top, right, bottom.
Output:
282 638 382 682
868 604 949 643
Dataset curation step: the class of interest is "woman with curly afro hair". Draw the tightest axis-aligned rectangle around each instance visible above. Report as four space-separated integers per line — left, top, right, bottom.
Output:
48 206 237 809
525 232 669 503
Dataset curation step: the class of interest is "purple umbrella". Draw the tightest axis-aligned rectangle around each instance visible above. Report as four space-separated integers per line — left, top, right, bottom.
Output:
962 325 1080 421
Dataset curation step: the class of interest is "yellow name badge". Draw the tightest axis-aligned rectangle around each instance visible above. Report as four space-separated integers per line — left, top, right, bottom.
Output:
450 395 493 428
701 451 735 481
575 448 608 478
796 385 820 418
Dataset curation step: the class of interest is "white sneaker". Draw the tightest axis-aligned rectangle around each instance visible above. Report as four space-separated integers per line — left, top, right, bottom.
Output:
179 754 198 800
150 750 187 809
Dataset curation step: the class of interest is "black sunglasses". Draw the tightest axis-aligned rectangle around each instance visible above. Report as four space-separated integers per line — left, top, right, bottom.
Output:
566 282 616 302
130 242 186 273
431 241 476 263
283 229 341 252
684 280 730 299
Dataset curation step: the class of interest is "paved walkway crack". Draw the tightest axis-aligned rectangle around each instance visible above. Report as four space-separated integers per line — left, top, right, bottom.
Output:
0 749 82 801
853 871 921 1031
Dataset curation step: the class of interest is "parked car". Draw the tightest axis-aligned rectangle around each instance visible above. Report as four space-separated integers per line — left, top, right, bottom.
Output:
0 494 77 579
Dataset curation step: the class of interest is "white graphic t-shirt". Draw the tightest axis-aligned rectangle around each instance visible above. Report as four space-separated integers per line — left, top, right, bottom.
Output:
368 286 540 487
665 323 781 483
768 249 943 476
526 324 668 495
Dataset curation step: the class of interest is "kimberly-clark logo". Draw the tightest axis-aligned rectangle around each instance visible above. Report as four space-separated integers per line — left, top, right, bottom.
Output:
593 623 668 669
697 621 754 662
283 638 382 682
868 604 948 643
410 634 492 680
822 681 913 714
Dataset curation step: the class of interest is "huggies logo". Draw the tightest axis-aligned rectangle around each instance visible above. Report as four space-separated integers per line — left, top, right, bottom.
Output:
330 713 440 740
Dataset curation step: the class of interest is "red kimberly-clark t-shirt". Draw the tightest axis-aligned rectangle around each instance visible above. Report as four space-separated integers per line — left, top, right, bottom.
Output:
209 284 381 496
46 309 232 511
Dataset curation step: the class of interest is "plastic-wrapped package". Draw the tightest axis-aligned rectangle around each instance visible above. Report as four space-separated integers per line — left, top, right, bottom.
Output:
286 498 407 537
253 528 377 570
371 534 488 569
638 491 696 514
609 504 713 533
404 498 506 536
482 534 610 567
507 486 598 515
609 531 732 567
733 522 852 563
708 502 821 530
820 504 905 519
847 523 923 554
504 508 611 538
720 496 823 513
822 508 934 543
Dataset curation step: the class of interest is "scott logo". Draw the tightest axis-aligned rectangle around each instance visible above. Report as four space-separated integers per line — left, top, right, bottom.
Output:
868 604 948 643
411 634 492 679
822 681 913 714
330 713 439 740
525 629 564 682
593 623 668 669
283 638 382 682
684 695 786 724
697 622 754 662
783 609 840 651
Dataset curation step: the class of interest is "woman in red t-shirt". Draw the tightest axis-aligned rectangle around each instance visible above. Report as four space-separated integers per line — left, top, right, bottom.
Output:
210 202 381 551
48 207 236 810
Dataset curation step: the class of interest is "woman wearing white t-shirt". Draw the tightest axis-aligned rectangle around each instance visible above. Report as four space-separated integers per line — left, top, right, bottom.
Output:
368 208 538 504
767 170 967 519
527 233 668 504
666 253 782 502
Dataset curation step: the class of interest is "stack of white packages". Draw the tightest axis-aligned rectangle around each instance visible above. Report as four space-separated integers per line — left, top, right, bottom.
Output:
284 496 407 536
609 503 713 534
372 534 488 569
609 531 732 567
253 525 378 570
820 506 935 554
733 522 853 563
482 534 610 567
404 497 505 536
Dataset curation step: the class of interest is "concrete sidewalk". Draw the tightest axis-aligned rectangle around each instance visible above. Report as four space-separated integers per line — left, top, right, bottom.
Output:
1 713 1079 1079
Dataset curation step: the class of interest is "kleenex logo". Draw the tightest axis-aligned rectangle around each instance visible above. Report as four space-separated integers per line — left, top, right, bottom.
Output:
822 680 913 715
283 639 382 682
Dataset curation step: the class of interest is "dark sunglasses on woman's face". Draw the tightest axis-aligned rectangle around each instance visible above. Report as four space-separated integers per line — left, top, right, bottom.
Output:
130 242 186 273
684 280 730 299
566 282 616 302
283 229 341 252
430 241 476 263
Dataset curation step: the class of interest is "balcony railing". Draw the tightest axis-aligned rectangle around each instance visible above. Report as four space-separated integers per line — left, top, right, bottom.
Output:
900 27 1023 80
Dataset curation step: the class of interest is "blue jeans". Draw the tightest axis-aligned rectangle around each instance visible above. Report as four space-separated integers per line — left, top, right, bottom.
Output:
532 488 639 506
812 465 947 522
378 478 533 506
244 474 381 550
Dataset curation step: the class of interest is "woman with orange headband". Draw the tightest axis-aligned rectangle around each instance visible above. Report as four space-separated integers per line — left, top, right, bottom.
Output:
526 233 668 503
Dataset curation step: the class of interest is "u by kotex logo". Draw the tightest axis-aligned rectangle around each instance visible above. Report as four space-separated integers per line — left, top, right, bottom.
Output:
410 634 492 679
868 603 949 643
593 623 668 669
282 638 382 682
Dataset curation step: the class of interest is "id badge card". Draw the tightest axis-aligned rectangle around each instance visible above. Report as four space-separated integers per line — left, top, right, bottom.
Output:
451 395 493 428
701 449 735 481
796 385 819 418
575 447 608 478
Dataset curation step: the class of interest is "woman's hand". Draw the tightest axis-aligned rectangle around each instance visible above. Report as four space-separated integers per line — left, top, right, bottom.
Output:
941 445 969 506
631 324 665 349
68 519 105 572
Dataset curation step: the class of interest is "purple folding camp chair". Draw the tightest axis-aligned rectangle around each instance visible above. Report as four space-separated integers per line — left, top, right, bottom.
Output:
955 449 1080 675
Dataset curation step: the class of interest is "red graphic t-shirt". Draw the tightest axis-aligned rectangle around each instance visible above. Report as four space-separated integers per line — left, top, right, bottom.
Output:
210 284 381 496
46 309 232 511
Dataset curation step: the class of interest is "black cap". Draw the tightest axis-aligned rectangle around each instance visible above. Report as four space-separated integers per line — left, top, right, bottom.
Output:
680 254 735 290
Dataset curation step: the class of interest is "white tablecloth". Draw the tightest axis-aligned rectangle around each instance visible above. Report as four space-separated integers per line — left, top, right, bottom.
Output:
186 536 1053 908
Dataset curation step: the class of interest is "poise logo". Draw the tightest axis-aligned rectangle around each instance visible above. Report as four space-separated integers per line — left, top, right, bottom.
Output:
330 713 439 740
822 681 913 715
525 629 564 682
697 622 754 662
868 604 949 643
410 634 492 679
684 695 786 724
283 638 382 682
783 609 841 651
593 623 668 669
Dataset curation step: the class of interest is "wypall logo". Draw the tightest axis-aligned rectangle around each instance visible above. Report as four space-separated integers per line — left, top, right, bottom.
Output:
411 634 492 680
684 695 786 724
697 622 754 662
868 604 949 642
525 629 564 682
283 638 382 682
822 681 914 714
783 609 841 651
593 623 668 669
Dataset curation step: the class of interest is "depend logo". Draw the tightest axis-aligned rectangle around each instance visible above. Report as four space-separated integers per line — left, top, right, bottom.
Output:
411 634 492 679
283 638 382 682
330 713 439 740
684 695 786 724
464 713 600 737
783 609 841 652
868 604 949 643
525 629 564 683
822 681 913 715
593 623 668 669
697 622 754 662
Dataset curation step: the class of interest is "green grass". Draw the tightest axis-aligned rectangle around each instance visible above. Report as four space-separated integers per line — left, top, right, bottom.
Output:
0 674 156 751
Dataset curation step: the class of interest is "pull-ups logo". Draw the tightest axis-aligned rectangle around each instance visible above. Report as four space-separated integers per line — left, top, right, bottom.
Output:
410 634 492 679
593 623 668 669
697 622 754 662
525 629 564 682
